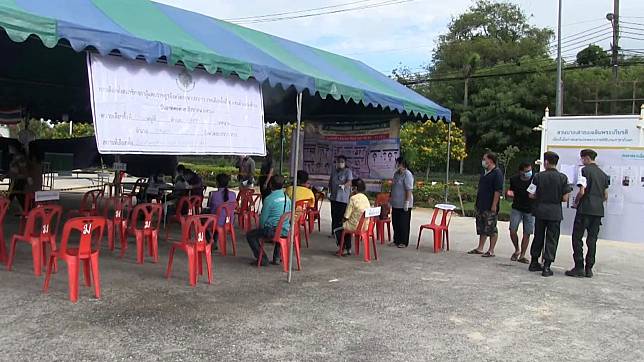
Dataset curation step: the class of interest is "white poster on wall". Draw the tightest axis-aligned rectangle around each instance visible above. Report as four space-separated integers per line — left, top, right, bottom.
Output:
546 116 641 147
87 54 266 155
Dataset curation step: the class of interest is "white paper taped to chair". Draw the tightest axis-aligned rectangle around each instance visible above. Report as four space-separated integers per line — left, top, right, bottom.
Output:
35 191 60 202
435 203 456 211
365 207 382 218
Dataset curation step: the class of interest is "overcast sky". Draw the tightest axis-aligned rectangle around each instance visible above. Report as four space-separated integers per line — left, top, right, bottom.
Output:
154 0 644 74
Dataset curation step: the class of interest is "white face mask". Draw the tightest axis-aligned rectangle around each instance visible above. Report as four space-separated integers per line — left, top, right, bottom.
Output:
337 162 346 169
481 160 488 168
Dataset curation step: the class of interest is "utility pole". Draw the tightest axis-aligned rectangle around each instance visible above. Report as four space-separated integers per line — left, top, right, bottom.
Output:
555 0 563 116
607 0 620 113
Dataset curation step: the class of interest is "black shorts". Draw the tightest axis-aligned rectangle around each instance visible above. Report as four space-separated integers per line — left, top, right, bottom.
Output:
476 210 498 236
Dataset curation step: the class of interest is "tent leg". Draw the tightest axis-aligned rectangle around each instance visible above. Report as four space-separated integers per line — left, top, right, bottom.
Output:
288 92 303 283
444 121 451 203
279 123 285 174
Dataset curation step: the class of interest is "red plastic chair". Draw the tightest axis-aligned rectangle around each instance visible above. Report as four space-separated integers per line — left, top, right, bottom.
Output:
257 212 301 272
235 189 254 231
7 205 63 276
374 193 392 245
128 177 147 198
43 217 106 303
307 191 324 232
100 196 132 253
240 193 261 233
125 203 162 264
337 212 378 263
166 214 216 286
214 202 238 256
295 199 313 248
17 191 35 234
0 197 10 263
416 207 454 253
67 189 104 218
165 195 202 241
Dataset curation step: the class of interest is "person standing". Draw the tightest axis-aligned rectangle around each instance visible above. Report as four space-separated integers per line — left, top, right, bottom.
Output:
258 151 274 200
390 157 414 248
566 149 609 278
468 152 504 257
328 155 353 241
506 161 535 263
237 155 256 189
528 151 572 277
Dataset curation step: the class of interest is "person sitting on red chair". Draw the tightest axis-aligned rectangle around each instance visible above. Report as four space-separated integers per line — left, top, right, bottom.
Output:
246 175 291 266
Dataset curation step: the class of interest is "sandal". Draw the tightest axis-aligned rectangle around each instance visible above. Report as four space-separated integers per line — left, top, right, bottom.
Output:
511 253 519 261
482 252 495 257
468 249 484 255
517 257 530 264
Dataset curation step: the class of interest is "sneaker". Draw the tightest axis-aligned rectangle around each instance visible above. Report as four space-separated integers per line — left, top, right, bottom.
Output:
565 268 585 278
529 262 544 272
542 263 553 277
585 267 594 278
342 250 352 257
397 244 408 248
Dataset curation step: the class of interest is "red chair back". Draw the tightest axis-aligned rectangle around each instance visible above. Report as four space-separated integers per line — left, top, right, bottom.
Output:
294 199 312 224
187 195 204 215
237 189 254 211
79 189 104 214
354 211 376 233
215 202 237 225
129 203 162 231
101 196 132 221
271 212 292 241
22 204 63 239
59 217 107 256
128 178 147 197
0 197 9 224
183 215 217 245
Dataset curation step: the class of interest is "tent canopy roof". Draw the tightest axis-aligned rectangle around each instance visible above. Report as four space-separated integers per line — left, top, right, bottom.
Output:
0 0 450 122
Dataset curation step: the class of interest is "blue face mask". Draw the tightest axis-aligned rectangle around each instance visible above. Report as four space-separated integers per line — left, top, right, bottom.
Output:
524 171 533 178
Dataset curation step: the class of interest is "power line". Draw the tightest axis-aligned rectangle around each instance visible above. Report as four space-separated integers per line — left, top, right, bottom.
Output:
222 0 376 21
232 0 416 24
548 24 612 49
400 61 644 85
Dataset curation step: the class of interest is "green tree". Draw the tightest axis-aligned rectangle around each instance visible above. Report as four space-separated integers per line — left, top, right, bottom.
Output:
264 122 297 169
400 120 467 177
50 122 95 139
576 45 610 67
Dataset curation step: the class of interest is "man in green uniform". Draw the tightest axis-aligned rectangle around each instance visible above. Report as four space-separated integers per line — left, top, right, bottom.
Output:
528 151 573 277
566 149 609 278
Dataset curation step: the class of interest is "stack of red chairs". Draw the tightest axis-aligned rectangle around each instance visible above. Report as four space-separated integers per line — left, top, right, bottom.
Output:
235 189 254 231
0 197 10 263
99 196 132 253
166 214 216 286
416 207 454 253
295 199 312 248
337 211 378 263
125 203 162 263
374 193 392 245
214 202 237 256
257 212 301 272
7 204 63 276
43 216 106 303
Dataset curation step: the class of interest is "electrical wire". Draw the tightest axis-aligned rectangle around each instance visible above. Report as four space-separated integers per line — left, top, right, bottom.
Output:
232 0 416 24
222 0 377 21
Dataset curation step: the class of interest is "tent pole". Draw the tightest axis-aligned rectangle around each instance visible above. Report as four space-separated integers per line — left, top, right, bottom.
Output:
279 123 285 174
288 92 303 283
444 121 452 202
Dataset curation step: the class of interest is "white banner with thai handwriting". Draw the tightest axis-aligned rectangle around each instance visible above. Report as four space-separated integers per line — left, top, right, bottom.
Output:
87 54 265 155
546 116 641 147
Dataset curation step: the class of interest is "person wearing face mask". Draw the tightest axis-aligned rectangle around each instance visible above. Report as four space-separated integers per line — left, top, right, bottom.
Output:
328 155 353 243
390 157 414 248
336 178 370 256
566 149 609 278
468 152 504 257
528 151 573 277
506 161 535 264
